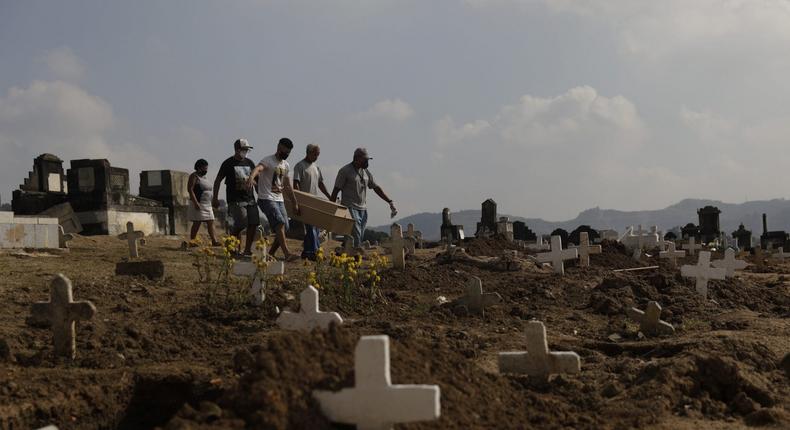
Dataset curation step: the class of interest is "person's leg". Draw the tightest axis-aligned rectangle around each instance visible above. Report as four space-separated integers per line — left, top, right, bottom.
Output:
258 199 281 257
243 203 260 255
229 203 246 253
348 208 362 249
275 202 295 258
353 209 368 248
206 220 219 245
190 221 201 240
302 224 317 259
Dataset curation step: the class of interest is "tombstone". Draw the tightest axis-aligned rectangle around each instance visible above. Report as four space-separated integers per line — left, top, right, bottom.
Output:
313 335 441 429
632 248 642 261
712 248 748 277
681 251 726 299
11 154 68 215
683 236 701 256
30 274 96 359
405 223 423 250
697 206 721 244
659 242 685 266
139 170 191 235
598 229 619 242
571 232 601 267
568 226 600 246
475 199 497 238
732 223 753 251
526 236 550 251
626 301 674 336
440 208 465 243
233 260 286 306
536 235 578 275
58 225 74 249
498 321 581 380
450 277 502 316
118 221 145 258
773 247 790 262
391 223 406 270
550 228 569 249
277 286 343 331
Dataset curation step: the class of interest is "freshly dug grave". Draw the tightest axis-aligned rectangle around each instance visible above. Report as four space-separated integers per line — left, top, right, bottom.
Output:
0 235 788 429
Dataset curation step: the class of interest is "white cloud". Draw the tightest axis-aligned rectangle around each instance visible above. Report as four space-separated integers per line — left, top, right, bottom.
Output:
352 98 415 121
433 115 491 146
39 47 85 81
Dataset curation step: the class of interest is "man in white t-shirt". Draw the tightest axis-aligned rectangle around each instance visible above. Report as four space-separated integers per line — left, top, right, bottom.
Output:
246 138 301 261
293 144 332 260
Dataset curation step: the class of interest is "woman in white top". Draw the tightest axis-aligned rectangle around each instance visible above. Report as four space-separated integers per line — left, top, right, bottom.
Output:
188 159 220 246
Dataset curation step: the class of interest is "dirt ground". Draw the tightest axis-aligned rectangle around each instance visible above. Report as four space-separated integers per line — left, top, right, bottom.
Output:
0 235 788 429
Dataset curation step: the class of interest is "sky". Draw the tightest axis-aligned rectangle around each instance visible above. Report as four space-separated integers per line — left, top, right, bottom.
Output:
1 0 790 225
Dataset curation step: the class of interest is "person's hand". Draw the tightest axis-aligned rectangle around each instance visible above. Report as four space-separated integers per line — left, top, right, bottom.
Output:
389 201 397 218
212 198 219 208
294 204 302 216
245 178 255 191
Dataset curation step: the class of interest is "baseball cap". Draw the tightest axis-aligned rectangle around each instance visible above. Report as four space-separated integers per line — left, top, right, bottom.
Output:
234 138 253 150
354 147 372 160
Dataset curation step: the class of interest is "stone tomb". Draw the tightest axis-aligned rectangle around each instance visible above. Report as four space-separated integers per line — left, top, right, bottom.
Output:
571 232 601 268
681 251 726 299
390 223 406 270
118 221 145 258
313 335 441 429
233 260 286 306
450 276 502 316
659 242 685 266
498 321 581 380
712 248 748 278
773 247 790 262
536 235 578 275
627 301 674 336
683 236 702 256
0 212 60 249
277 285 343 331
30 274 96 359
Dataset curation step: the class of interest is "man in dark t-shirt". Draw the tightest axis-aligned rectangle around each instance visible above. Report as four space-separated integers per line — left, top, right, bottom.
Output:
212 138 260 255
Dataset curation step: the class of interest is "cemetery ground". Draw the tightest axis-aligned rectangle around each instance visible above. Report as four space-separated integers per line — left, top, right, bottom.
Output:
0 235 789 430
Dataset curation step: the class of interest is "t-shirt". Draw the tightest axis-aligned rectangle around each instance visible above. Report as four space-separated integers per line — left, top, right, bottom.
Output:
333 163 378 210
293 159 324 196
256 154 290 202
218 156 256 204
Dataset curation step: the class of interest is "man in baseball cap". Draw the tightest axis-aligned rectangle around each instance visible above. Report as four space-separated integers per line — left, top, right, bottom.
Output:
212 138 259 255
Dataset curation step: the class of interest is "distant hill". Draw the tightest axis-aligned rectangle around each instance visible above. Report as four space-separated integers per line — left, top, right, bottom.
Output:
371 198 790 241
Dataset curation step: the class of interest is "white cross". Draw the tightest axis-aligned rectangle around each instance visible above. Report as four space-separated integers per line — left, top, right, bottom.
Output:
712 248 748 278
233 260 285 306
277 286 343 331
536 235 578 275
451 276 502 315
390 223 405 270
526 237 549 251
635 225 646 249
313 335 441 430
659 242 685 266
118 221 144 258
683 236 701 256
626 301 674 336
572 232 601 268
498 320 581 380
31 274 96 359
773 247 790 262
681 251 726 299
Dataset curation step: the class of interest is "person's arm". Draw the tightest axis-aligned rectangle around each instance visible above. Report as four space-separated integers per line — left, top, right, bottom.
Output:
374 185 397 217
187 173 200 209
330 168 345 203
318 181 331 200
246 163 267 190
211 165 226 208
282 174 301 215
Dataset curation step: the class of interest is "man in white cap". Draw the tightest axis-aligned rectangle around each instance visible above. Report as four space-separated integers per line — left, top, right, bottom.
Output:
330 147 397 248
212 138 259 255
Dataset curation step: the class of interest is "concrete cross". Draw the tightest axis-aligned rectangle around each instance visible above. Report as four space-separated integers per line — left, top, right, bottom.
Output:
390 223 405 270
31 274 96 359
277 285 343 331
773 247 790 262
635 225 646 250
233 260 285 306
572 232 601 268
498 320 581 380
451 276 502 315
117 221 144 258
683 236 701 256
681 251 726 299
58 225 74 249
712 248 748 278
313 335 441 430
536 235 578 275
626 301 674 336
526 237 549 251
659 241 685 266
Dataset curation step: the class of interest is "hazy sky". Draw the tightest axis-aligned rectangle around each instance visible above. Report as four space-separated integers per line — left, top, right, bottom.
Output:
2 0 789 224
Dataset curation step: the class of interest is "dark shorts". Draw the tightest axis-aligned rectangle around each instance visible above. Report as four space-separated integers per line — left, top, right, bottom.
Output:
258 199 289 231
228 201 260 233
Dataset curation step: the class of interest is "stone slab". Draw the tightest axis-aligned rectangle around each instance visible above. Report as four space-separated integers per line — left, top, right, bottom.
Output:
115 260 165 279
0 211 13 223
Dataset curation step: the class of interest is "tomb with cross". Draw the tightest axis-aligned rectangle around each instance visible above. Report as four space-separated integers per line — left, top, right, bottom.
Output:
498 320 581 380
681 251 726 299
450 276 502 316
683 236 702 256
30 274 96 359
659 242 685 266
571 232 601 268
712 248 747 278
277 286 343 331
313 335 441 429
117 221 145 258
626 301 674 336
536 236 578 275
405 223 423 250
390 223 406 270
233 260 286 306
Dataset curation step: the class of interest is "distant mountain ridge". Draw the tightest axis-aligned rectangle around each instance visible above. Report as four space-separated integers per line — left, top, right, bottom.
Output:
372 198 790 241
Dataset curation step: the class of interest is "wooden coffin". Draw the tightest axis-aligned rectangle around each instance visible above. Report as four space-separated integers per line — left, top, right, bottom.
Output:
284 189 355 235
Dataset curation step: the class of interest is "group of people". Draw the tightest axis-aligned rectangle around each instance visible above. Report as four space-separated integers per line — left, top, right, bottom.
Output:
186 138 397 261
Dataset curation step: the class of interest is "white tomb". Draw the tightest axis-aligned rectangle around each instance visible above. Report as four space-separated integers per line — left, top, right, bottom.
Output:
31 274 96 359
233 260 286 306
498 321 581 380
277 286 343 331
118 221 145 259
536 236 578 275
681 251 726 299
571 232 601 268
390 223 406 270
626 301 674 336
451 276 502 315
659 242 685 266
683 237 702 256
712 248 747 278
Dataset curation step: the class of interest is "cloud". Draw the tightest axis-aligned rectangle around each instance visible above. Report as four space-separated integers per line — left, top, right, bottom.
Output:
352 98 415 121
38 47 86 81
433 115 490 147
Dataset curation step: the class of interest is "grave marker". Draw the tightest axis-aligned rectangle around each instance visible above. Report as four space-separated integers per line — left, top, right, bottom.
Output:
773 247 790 262
712 248 747 278
683 236 701 256
451 277 502 315
498 320 581 380
233 260 286 306
681 251 726 299
659 241 685 266
572 232 601 268
536 235 578 275
277 286 343 331
30 274 96 359
626 301 674 336
58 225 74 249
117 221 144 258
391 223 405 270
313 335 441 429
